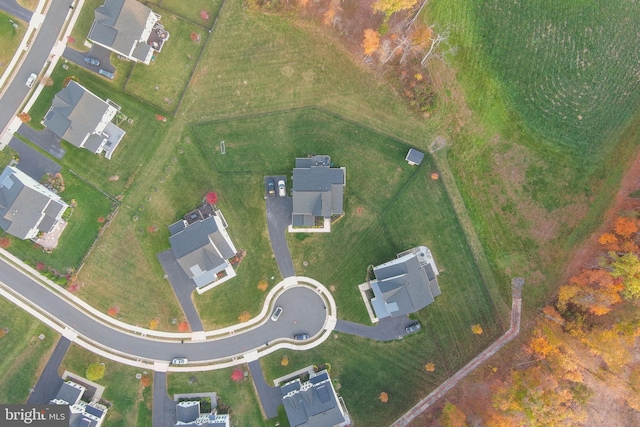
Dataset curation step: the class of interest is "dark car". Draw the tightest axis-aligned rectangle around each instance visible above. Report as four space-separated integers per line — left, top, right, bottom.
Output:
267 178 275 197
98 68 115 79
83 57 100 66
294 333 310 340
405 322 421 334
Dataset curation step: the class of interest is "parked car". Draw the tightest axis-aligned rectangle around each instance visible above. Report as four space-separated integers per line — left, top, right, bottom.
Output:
405 322 421 334
98 68 115 80
267 178 275 196
278 179 286 197
293 333 309 340
271 306 283 321
25 73 37 88
83 57 100 66
171 357 188 365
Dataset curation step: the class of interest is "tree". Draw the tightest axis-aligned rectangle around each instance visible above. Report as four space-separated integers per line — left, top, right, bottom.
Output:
440 402 467 427
527 335 556 359
41 76 54 87
149 319 159 330
178 321 189 332
200 10 209 20
614 216 638 239
0 237 10 248
611 252 640 299
379 391 389 403
107 306 119 317
238 311 251 322
372 0 419 17
598 232 618 245
257 279 268 292
471 324 483 335
231 368 244 382
86 363 105 381
17 112 31 122
362 29 380 55
140 375 151 387
424 362 435 372
0 329 5 338
206 192 218 205
281 355 289 366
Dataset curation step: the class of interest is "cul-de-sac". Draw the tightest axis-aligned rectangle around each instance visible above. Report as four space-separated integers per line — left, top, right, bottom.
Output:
1 0 640 426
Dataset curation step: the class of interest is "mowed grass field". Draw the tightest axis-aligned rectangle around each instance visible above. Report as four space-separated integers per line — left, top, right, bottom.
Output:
0 10 26 78
0 298 58 403
60 345 152 427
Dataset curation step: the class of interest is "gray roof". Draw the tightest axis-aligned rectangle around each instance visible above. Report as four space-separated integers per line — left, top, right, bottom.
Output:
292 156 345 220
169 215 235 287
0 166 67 239
43 81 111 150
176 401 200 424
51 381 83 405
371 252 438 319
281 371 346 427
88 0 154 59
405 148 424 165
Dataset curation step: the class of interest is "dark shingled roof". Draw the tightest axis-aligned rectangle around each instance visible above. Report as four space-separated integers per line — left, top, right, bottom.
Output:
281 371 347 427
405 148 425 165
292 156 345 222
51 381 83 405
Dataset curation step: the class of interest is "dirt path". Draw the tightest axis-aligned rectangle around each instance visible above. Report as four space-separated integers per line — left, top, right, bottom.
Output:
389 279 523 427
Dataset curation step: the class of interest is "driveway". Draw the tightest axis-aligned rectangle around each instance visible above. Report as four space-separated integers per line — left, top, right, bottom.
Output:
152 372 176 427
157 250 204 332
334 315 412 341
265 184 295 278
248 360 282 419
17 123 65 159
27 337 71 404
0 0 32 24
9 136 61 180
62 44 116 74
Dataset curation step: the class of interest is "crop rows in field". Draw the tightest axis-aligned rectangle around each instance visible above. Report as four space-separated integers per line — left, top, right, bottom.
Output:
476 1 640 153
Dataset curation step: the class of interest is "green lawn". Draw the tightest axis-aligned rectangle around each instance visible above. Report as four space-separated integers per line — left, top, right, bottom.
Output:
0 10 26 78
1 168 115 274
60 345 152 427
167 367 266 426
152 0 224 26
0 298 58 403
124 9 206 113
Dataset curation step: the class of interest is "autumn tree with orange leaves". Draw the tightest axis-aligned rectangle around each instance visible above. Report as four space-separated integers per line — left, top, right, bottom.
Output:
362 29 380 56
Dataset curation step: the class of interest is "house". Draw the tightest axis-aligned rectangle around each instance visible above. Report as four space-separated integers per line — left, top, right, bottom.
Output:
0 166 68 240
43 81 125 159
49 380 108 427
168 204 237 293
280 370 351 427
405 148 424 166
174 397 230 427
290 155 346 233
87 0 169 64
369 246 441 320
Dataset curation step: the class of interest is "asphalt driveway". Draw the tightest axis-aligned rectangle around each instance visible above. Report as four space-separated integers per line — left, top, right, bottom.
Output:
265 190 295 278
27 337 71 404
248 360 282 419
334 315 413 341
9 136 61 180
63 44 116 74
152 372 176 427
17 123 65 159
157 250 204 332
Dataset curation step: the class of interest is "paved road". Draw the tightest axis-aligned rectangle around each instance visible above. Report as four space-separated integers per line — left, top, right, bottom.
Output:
0 0 32 23
0 257 327 363
27 337 71 404
157 250 204 332
152 372 176 427
17 123 65 159
0 0 71 138
9 136 61 180
248 360 282 419
265 192 295 278
335 316 412 341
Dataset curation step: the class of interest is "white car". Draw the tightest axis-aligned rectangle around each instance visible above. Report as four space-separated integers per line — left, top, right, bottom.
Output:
25 73 37 88
171 357 188 365
271 306 283 321
278 180 286 197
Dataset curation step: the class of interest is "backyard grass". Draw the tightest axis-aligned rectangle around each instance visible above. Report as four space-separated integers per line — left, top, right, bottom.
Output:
167 366 267 427
60 344 152 427
1 168 115 274
0 298 58 403
150 0 224 26
124 9 207 113
0 10 26 78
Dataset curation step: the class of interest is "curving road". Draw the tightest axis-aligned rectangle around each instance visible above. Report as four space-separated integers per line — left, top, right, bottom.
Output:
0 257 329 364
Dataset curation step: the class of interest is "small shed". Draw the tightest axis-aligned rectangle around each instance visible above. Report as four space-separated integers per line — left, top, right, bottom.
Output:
405 148 425 166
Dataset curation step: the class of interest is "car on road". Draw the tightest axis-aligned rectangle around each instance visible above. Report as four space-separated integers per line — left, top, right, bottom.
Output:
271 306 283 321
83 57 100 66
293 333 309 340
405 321 421 334
278 179 286 197
25 73 37 88
171 357 188 365
98 68 115 80
267 178 275 197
